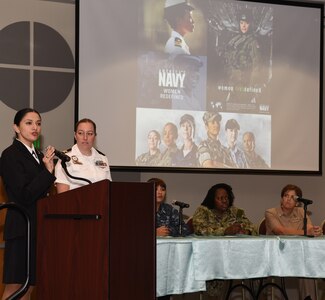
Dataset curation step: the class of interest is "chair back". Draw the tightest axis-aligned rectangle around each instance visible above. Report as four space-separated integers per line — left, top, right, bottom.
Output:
258 218 266 235
186 216 194 234
321 219 325 235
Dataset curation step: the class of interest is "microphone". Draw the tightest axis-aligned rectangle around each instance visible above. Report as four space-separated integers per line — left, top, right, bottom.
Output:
294 196 313 205
54 149 71 162
172 200 190 208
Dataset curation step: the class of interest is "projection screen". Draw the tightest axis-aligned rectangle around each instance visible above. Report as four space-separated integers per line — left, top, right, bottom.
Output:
79 0 323 173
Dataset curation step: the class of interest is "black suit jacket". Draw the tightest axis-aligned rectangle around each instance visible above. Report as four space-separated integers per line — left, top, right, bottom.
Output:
0 139 56 240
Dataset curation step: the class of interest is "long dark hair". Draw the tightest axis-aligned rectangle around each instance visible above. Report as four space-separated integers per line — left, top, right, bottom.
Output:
201 183 234 209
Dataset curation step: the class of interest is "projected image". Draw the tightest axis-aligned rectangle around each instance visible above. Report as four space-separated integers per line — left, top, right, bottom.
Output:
135 108 271 169
136 0 274 169
79 0 322 172
207 1 273 113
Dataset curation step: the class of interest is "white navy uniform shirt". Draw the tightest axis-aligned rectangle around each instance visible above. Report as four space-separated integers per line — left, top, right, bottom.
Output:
165 30 190 55
55 144 112 190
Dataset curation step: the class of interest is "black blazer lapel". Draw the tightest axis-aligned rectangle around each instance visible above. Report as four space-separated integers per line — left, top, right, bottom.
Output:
13 139 42 167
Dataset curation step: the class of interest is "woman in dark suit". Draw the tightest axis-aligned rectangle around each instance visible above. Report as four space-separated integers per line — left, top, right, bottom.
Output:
0 108 56 300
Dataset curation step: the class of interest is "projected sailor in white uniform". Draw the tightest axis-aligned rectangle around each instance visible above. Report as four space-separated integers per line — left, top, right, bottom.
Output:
164 0 194 55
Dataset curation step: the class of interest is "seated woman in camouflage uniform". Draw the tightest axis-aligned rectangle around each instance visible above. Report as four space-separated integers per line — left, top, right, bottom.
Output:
193 183 256 235
193 183 256 297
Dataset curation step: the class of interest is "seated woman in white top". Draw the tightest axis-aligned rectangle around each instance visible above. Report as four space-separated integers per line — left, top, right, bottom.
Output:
55 118 112 193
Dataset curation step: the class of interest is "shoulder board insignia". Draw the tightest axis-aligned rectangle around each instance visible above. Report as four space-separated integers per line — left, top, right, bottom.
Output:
174 37 182 48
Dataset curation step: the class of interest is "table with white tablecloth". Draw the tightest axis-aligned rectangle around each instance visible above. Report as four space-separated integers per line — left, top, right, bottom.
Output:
157 235 325 297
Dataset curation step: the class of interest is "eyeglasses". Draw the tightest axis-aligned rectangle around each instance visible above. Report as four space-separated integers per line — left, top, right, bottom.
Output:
76 131 95 137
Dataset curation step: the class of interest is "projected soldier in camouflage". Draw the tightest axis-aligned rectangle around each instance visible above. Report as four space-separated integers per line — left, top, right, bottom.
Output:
135 130 162 166
242 131 269 169
197 112 233 168
224 11 261 87
158 122 180 166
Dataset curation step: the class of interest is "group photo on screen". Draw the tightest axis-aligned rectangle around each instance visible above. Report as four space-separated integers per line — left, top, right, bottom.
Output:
135 108 271 169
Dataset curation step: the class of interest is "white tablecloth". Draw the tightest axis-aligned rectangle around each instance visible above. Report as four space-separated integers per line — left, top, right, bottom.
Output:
157 235 325 297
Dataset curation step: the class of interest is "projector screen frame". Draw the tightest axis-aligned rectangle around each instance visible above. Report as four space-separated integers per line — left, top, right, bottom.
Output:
77 0 324 175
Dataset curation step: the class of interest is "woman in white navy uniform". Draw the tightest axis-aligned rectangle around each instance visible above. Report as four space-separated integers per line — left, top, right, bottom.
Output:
55 118 112 193
164 0 195 55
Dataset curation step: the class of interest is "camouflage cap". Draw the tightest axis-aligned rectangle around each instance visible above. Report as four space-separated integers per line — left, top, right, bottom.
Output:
240 14 248 21
239 10 252 22
225 119 240 130
203 111 221 124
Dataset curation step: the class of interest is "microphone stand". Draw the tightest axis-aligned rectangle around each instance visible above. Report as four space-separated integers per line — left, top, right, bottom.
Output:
178 206 184 236
303 203 309 236
61 160 92 185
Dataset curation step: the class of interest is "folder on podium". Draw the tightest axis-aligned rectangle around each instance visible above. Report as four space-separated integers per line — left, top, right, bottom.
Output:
36 179 155 300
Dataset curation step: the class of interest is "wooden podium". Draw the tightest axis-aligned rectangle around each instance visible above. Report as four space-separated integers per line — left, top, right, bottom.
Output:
36 180 155 300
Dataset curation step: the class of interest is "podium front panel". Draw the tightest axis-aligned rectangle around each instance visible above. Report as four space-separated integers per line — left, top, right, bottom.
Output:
37 180 155 300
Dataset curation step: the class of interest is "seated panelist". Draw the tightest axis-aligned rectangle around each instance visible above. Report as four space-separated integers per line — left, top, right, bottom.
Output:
265 184 321 300
192 183 256 297
193 183 257 235
148 178 189 237
55 118 112 193
265 184 322 236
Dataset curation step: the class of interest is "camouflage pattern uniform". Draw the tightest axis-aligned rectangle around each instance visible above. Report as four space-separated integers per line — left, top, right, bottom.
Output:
244 151 269 169
225 33 261 86
158 144 180 167
192 205 257 236
198 137 233 168
135 151 162 166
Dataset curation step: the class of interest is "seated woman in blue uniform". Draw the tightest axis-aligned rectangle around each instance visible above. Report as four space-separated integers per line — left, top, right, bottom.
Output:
148 177 189 237
149 177 189 300
55 118 112 193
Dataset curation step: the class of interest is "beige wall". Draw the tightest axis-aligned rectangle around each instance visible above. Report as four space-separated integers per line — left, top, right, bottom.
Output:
0 0 75 155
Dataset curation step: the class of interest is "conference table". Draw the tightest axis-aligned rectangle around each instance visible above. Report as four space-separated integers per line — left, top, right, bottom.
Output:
157 235 325 298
